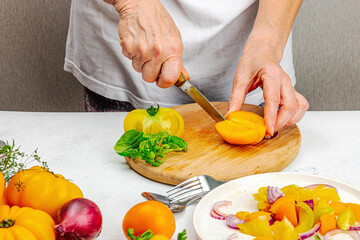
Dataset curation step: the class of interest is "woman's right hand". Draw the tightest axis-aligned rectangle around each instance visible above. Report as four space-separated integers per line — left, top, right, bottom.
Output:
105 0 189 88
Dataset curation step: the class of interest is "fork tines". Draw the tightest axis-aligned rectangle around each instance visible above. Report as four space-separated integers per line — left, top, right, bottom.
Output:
166 176 204 202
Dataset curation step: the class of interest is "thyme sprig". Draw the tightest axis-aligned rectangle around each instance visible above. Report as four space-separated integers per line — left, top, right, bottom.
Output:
0 140 48 182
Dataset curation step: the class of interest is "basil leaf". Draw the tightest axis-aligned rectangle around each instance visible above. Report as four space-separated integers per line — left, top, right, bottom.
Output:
114 130 187 166
114 129 143 153
169 136 187 151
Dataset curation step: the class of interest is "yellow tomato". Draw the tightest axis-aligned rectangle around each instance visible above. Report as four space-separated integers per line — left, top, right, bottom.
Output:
0 205 55 239
6 166 83 220
123 105 184 137
150 234 170 240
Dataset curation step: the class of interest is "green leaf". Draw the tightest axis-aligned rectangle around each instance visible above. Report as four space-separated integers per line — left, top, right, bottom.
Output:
114 129 143 153
114 130 187 167
169 136 187 151
127 228 153 240
177 229 188 240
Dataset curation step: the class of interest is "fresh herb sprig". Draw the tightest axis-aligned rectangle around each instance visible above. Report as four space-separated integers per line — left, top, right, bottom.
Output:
127 229 153 240
127 228 187 240
114 129 187 167
177 229 187 240
0 140 48 182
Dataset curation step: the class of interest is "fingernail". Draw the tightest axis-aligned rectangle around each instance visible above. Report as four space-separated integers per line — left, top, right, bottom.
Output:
270 126 275 136
265 133 271 139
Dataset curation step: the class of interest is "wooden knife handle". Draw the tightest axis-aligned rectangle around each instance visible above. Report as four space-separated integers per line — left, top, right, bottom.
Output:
174 74 188 87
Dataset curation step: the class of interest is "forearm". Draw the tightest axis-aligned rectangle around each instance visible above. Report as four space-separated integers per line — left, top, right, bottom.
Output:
245 0 303 61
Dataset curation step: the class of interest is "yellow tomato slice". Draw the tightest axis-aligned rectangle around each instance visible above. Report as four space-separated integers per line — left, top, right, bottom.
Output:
123 106 184 137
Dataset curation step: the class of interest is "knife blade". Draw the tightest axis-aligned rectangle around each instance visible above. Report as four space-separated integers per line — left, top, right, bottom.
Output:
174 74 225 122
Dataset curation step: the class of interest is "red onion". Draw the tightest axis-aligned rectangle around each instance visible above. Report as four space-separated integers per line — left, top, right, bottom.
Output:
226 214 246 229
324 229 360 240
299 223 321 240
227 233 239 240
264 131 278 139
269 214 276 225
210 209 226 220
350 224 360 231
304 184 338 193
267 186 284 204
55 198 102 240
212 200 232 217
303 199 315 210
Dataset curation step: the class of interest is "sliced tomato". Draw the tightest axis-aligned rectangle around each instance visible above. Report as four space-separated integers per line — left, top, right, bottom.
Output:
123 105 184 137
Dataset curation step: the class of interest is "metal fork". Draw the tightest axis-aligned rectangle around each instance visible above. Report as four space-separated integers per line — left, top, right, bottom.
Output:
166 175 226 203
142 192 206 213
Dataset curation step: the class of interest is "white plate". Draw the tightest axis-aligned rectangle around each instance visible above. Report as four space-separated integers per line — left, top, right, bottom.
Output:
193 173 360 240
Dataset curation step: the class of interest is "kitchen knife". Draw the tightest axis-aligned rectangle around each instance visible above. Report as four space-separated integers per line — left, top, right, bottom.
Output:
174 74 225 122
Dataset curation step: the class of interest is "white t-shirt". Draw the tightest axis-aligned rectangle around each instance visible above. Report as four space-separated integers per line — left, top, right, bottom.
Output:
65 0 295 109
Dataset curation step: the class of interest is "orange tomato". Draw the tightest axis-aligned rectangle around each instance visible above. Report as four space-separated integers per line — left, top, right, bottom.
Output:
270 195 298 227
319 213 337 235
6 166 83 219
0 171 6 205
123 201 176 239
215 111 266 145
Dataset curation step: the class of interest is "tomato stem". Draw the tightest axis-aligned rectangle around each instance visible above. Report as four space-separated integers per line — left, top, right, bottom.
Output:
0 219 15 228
146 105 160 116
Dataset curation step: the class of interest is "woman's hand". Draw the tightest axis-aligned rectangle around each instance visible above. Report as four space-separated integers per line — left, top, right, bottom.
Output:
106 0 188 88
227 40 309 137
227 0 307 136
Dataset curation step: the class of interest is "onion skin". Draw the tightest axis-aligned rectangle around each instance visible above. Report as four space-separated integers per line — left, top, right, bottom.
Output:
267 186 284 204
210 209 226 220
303 199 315 210
227 233 239 240
350 224 360 231
324 229 360 240
299 223 321 240
212 200 232 217
304 184 338 193
55 198 102 240
226 214 246 229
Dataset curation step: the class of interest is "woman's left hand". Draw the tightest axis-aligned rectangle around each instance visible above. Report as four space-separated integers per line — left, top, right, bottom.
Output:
226 41 309 137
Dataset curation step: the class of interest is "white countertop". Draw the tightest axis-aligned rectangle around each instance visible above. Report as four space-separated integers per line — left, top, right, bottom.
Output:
1 110 360 239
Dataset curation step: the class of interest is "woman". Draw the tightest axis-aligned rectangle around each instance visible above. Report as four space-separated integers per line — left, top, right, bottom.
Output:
64 0 309 137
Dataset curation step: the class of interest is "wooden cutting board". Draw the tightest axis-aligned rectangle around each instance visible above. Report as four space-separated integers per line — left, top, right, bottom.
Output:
126 102 301 185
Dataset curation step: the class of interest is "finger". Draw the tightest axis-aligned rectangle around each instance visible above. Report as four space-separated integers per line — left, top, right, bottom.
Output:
121 47 132 60
181 65 190 80
119 35 134 60
262 72 281 136
284 90 309 127
226 68 254 117
131 42 152 73
273 82 297 133
142 59 161 83
157 57 182 88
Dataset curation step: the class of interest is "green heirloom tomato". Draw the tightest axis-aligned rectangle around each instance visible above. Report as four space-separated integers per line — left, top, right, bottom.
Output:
337 207 356 230
295 201 314 233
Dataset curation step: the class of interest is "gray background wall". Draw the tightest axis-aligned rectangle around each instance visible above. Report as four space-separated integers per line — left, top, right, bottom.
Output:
0 0 359 112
